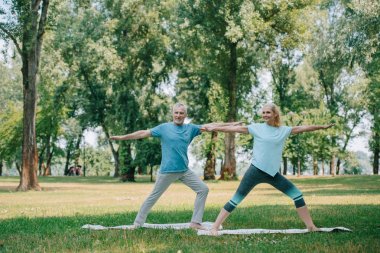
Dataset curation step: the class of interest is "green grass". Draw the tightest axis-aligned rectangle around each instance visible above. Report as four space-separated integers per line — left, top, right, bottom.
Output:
0 175 379 253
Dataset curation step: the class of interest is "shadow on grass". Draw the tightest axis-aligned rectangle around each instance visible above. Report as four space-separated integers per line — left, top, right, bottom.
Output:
1 205 379 253
261 188 380 197
292 175 380 187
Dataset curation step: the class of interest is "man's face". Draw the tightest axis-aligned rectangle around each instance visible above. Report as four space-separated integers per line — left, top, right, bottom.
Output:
172 106 187 125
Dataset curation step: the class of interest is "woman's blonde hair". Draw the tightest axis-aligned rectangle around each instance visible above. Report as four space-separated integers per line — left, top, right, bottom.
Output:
263 103 281 127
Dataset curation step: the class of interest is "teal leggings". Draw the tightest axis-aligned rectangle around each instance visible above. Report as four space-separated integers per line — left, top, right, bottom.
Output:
224 165 305 212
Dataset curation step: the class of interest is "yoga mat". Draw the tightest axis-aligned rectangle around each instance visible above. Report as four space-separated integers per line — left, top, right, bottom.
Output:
197 226 352 236
82 222 351 235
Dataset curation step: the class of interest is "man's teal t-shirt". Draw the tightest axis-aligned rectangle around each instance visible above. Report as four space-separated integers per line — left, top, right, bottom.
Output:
150 122 201 173
247 123 292 177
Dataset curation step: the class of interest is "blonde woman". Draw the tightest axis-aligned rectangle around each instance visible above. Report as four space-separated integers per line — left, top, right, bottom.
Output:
203 103 334 235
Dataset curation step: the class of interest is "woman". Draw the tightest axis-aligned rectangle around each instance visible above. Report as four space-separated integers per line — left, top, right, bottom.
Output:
204 103 334 235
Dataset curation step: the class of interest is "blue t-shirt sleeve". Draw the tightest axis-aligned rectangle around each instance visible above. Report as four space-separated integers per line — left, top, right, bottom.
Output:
151 124 164 137
282 126 292 138
247 123 257 136
190 124 202 138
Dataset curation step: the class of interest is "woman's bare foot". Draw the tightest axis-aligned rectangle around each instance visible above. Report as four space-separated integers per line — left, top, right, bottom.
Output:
189 222 207 230
308 226 321 232
209 227 220 236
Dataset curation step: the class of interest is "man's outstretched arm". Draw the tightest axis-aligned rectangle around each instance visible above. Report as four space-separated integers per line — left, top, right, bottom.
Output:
200 122 242 133
110 130 151 141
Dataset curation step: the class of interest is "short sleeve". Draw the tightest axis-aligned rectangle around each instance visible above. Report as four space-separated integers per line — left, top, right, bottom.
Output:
150 124 164 137
247 123 257 136
190 124 202 138
282 126 292 138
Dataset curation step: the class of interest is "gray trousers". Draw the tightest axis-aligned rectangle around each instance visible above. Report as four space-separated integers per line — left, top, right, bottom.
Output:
134 169 209 226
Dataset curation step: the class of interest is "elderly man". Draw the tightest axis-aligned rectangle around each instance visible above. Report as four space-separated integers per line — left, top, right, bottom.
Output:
110 103 239 230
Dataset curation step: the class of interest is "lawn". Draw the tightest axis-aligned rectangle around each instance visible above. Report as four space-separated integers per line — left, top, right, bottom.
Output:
0 175 379 253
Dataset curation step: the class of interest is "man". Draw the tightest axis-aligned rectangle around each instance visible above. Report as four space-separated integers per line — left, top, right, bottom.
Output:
110 103 239 230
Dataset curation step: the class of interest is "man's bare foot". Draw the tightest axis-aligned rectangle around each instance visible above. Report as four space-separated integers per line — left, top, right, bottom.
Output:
189 222 207 230
128 224 141 230
308 226 321 232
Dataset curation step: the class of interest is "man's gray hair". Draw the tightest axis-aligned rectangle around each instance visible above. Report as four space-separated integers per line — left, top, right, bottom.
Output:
172 103 187 114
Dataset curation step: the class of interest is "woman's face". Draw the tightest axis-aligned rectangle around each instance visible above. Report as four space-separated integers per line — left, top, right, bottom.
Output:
261 106 276 123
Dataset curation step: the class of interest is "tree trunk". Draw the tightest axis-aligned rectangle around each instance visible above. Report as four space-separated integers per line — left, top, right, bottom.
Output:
74 133 83 167
15 162 21 176
297 159 301 177
313 157 318 175
18 55 40 191
43 149 53 176
150 166 154 182
37 146 46 176
204 131 218 180
336 158 341 175
102 124 120 177
220 133 237 180
220 42 238 180
336 123 358 175
0 161 3 176
43 137 52 176
64 139 73 175
282 157 288 175
330 154 335 176
121 143 135 182
38 160 43 176
321 160 325 176
16 0 50 191
373 131 379 175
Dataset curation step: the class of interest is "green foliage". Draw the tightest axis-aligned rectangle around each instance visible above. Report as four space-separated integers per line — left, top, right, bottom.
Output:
343 152 362 175
0 61 22 110
0 60 23 167
0 0 377 176
0 104 22 164
79 146 114 176
132 139 161 174
283 105 339 172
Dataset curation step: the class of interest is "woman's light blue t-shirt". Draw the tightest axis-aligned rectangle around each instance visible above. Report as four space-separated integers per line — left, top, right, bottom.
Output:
248 123 292 177
150 122 201 173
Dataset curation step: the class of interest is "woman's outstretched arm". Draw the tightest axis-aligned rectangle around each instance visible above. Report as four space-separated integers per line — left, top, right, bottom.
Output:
202 121 242 128
291 123 334 135
201 124 249 134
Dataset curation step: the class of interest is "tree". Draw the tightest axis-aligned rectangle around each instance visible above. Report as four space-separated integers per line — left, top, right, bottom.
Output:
36 33 71 176
343 0 380 174
53 2 124 177
105 0 175 181
304 1 377 175
368 71 380 174
0 0 50 191
177 0 317 179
